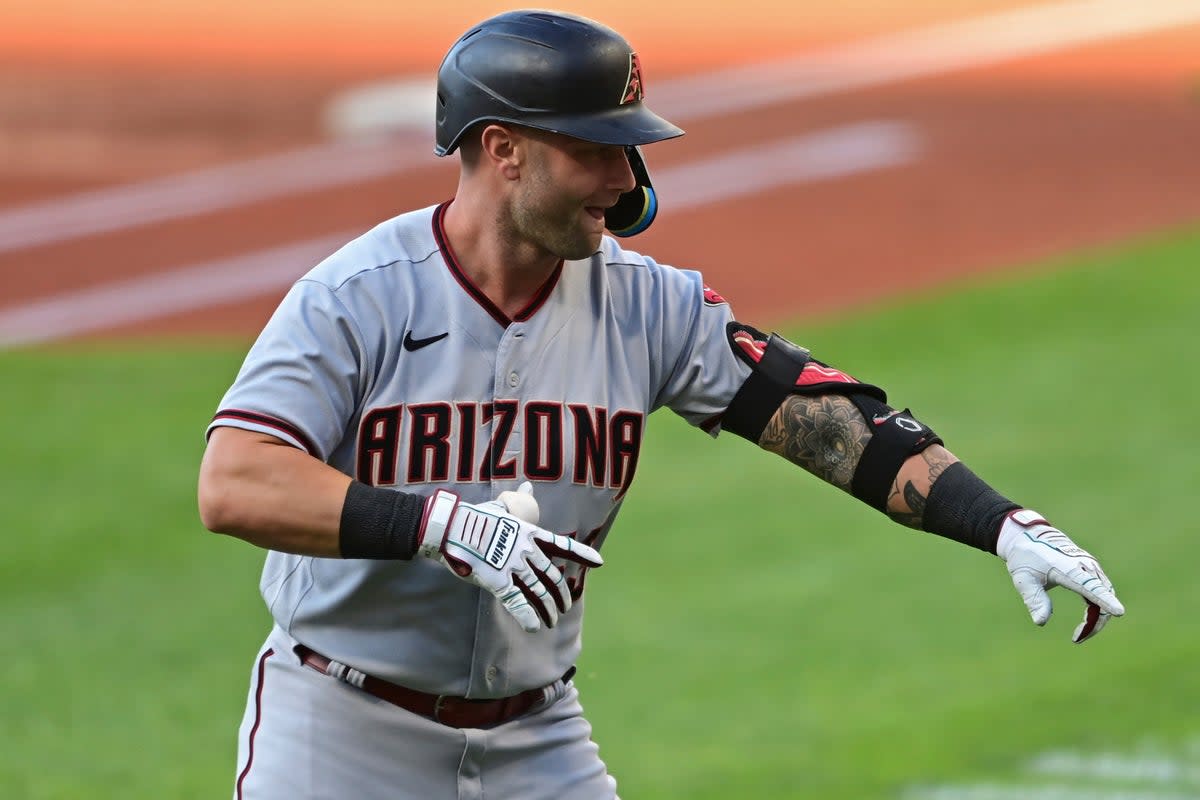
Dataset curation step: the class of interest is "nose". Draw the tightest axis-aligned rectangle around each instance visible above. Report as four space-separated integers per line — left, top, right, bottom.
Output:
610 147 637 194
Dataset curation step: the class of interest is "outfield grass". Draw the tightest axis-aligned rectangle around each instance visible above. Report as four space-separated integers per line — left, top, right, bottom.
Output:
2 225 1197 799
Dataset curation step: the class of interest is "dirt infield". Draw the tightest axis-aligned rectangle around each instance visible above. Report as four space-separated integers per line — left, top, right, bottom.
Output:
1 2 1198 342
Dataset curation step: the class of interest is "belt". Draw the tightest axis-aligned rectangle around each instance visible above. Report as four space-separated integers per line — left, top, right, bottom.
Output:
295 646 571 729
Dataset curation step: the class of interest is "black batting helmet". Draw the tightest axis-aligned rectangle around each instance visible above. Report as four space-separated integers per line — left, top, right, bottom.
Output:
435 10 683 155
434 10 684 236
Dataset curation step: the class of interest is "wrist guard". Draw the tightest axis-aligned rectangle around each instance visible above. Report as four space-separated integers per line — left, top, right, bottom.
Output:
922 462 1020 553
338 482 424 559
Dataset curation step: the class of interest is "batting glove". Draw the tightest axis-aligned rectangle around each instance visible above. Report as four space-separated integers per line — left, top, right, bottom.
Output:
417 482 603 633
996 509 1125 643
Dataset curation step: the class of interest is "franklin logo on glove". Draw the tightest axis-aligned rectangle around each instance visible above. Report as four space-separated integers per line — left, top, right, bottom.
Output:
487 518 519 568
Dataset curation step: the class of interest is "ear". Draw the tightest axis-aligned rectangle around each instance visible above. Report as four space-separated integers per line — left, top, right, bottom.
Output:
479 124 523 180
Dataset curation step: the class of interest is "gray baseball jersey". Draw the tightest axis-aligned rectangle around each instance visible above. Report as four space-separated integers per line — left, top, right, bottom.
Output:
208 201 751 699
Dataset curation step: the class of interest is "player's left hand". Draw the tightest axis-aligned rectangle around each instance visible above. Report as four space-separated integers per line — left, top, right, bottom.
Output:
418 483 603 633
996 509 1125 643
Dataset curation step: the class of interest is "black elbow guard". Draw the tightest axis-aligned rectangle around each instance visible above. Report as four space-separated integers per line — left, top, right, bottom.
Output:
721 323 890 439
720 323 941 512
846 393 942 511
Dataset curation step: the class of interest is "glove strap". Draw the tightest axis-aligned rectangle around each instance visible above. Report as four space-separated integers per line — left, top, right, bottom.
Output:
419 490 460 559
995 509 1047 560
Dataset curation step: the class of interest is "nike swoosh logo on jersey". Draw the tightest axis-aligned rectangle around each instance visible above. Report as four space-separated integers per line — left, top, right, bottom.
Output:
403 330 450 351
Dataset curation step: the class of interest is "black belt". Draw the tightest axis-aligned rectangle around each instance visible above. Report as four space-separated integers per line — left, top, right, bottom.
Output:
295 646 573 729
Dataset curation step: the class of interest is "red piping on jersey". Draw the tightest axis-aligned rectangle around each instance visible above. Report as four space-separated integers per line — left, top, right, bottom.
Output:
235 647 275 799
210 410 318 456
432 201 563 327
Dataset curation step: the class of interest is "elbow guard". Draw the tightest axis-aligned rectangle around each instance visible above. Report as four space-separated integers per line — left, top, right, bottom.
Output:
720 323 942 511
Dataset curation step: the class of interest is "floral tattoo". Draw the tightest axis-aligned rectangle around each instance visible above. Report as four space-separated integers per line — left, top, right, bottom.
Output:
759 395 872 489
760 395 957 529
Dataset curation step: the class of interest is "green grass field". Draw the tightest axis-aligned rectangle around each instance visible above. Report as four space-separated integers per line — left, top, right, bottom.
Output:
2 225 1197 799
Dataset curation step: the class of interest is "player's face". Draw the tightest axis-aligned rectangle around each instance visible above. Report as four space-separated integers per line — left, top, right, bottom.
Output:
510 133 636 260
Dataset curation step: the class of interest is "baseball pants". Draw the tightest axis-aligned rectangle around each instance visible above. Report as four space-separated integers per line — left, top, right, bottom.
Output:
231 626 619 799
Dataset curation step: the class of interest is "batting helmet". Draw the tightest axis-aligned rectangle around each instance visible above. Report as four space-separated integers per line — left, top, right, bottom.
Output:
435 10 684 236
435 10 682 155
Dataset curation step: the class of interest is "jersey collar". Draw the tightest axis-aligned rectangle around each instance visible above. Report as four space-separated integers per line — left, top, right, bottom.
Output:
432 201 563 327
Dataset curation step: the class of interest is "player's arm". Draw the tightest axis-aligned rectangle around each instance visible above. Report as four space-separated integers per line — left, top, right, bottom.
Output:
198 426 601 632
720 323 1125 642
758 398 959 528
199 426 351 556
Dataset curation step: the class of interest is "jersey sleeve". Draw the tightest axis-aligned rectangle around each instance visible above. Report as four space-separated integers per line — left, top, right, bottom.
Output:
206 278 368 460
652 271 752 437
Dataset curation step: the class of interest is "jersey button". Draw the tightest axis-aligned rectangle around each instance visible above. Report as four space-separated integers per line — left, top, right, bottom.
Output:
485 665 499 682
508 371 519 388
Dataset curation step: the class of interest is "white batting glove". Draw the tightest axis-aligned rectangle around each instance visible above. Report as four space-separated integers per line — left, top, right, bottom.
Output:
996 509 1125 643
417 482 603 632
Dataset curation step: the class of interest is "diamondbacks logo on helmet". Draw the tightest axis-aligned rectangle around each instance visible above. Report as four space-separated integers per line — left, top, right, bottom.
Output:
621 53 644 104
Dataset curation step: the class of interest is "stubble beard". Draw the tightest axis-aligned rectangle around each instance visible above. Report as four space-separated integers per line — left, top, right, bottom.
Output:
509 170 602 262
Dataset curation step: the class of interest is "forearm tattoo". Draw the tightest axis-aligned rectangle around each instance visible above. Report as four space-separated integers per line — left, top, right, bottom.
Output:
759 395 958 527
885 447 956 529
758 395 872 490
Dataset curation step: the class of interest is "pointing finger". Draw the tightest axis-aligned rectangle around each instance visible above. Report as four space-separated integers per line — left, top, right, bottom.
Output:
1089 563 1126 616
1055 564 1125 617
1086 587 1125 617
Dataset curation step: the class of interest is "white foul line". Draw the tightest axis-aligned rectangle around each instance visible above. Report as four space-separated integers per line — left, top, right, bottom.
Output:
1029 751 1200 786
651 0 1200 124
1 0 1198 254
903 743 1200 800
329 0 1200 136
0 134 429 254
653 121 919 207
0 122 918 348
0 235 352 349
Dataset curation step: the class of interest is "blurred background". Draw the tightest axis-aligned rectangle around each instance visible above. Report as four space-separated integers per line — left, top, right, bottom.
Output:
3 0 1200 338
1 1 1198 798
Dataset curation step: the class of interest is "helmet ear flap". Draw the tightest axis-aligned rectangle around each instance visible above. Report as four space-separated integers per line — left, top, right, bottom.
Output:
605 146 659 238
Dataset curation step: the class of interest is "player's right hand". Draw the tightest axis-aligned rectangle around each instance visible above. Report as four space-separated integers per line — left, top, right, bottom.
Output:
417 483 604 632
995 509 1125 644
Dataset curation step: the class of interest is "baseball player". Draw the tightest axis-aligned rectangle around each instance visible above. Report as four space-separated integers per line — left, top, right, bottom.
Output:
197 10 1125 800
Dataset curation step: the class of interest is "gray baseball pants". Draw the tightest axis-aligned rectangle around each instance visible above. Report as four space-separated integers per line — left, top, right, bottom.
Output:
231 626 619 799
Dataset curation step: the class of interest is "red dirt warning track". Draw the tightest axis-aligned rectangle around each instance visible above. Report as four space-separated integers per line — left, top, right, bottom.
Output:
0 3 1198 342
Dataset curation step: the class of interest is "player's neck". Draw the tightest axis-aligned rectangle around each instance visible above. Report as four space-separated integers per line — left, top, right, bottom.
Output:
442 196 560 319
